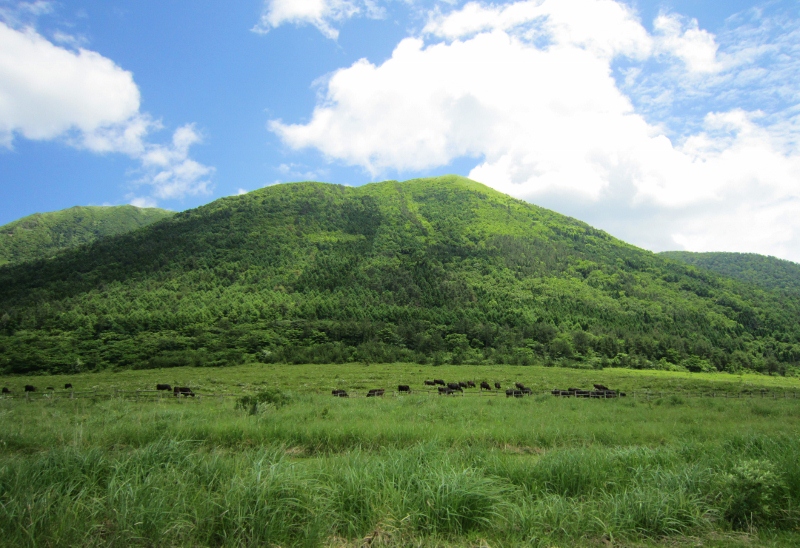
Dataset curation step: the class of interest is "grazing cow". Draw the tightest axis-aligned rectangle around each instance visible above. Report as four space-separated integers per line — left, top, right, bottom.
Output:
593 384 610 391
173 386 195 397
506 389 523 398
24 385 36 392
156 384 171 391
398 385 411 393
467 381 476 388
438 387 456 395
458 381 468 388
367 389 385 397
447 382 463 392
332 389 348 398
434 379 445 386
64 383 73 389
1 387 9 394
46 387 54 391
480 381 491 391
424 380 436 386
521 387 532 395
494 382 501 390
515 382 526 390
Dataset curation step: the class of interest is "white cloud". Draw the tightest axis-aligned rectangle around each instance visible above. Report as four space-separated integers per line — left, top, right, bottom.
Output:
653 14 723 73
270 0 800 262
0 22 140 145
0 22 213 205
236 188 248 195
129 196 158 208
253 0 383 39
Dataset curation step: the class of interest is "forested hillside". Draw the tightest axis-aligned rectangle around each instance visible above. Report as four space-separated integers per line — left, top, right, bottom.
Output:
1 176 799 375
0 205 174 267
661 251 800 293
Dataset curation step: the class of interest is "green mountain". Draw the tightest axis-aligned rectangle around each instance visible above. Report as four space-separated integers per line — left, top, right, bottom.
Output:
660 251 800 293
1 176 798 375
0 205 174 267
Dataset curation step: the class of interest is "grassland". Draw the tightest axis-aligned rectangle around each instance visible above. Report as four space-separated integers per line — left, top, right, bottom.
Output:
2 364 800 546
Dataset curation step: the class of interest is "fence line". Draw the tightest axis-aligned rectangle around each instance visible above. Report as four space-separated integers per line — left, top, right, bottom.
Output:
1 388 798 402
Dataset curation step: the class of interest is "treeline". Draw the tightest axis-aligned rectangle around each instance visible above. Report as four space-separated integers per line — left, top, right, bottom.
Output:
1 177 799 375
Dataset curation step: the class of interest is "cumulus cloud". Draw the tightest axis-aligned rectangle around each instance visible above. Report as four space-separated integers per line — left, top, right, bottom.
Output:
270 0 800 261
0 22 213 205
253 0 383 39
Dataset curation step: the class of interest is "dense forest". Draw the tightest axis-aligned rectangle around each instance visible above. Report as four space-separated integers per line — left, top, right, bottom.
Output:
661 251 800 294
1 176 799 375
0 205 173 267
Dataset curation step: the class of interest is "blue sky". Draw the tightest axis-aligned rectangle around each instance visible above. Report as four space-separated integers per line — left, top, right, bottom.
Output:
1 0 800 261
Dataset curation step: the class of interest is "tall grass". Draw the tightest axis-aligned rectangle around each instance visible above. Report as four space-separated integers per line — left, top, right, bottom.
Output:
1 437 800 546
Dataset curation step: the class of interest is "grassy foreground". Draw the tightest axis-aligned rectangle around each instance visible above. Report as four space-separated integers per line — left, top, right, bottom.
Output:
2 364 800 546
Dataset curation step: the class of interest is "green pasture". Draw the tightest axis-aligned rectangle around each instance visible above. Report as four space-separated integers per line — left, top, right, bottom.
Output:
2 364 800 546
3 361 800 397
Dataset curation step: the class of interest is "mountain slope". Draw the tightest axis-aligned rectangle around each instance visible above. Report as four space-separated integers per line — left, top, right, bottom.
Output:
661 251 800 293
0 205 174 267
1 176 798 375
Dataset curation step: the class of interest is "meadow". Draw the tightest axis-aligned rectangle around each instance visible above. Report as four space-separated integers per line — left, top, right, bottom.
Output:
2 363 800 546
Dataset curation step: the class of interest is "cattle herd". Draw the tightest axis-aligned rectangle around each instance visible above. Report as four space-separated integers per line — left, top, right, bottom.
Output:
331 380 624 399
1 380 623 401
0 383 197 397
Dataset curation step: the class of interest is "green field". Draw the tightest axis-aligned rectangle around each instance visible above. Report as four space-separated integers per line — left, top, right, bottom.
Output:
2 364 800 546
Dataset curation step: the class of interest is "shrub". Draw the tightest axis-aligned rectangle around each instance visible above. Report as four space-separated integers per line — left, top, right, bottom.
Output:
236 389 294 415
720 459 788 528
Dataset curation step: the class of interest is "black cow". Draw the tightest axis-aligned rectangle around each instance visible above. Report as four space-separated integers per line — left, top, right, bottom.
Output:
506 389 523 398
1 387 9 394
64 383 73 389
367 389 385 397
424 380 436 386
494 382 501 390
46 387 54 391
521 387 532 395
458 381 468 388
480 381 491 391
447 382 463 392
332 389 348 397
24 385 36 392
467 381 476 388
593 384 610 391
156 384 172 391
398 385 411 393
173 386 195 397
515 382 526 390
438 387 456 395
434 379 445 386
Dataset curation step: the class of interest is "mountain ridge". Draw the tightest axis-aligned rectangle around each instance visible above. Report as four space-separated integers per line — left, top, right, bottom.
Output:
1 176 798 375
0 205 174 267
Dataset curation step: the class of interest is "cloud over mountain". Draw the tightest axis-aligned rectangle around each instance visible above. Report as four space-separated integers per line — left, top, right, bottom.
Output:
269 0 800 261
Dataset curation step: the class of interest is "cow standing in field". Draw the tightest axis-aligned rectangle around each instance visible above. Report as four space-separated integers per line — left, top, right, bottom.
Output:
494 382 501 390
332 389 348 397
424 380 435 386
1 387 9 394
64 383 73 390
156 384 171 391
467 381 476 388
506 389 523 398
480 381 491 391
447 382 463 392
24 385 36 392
173 387 195 397
367 389 385 397
594 384 610 391
398 385 411 393
434 379 445 386
438 387 456 395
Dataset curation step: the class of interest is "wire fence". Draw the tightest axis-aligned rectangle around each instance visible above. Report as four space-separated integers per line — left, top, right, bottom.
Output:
1 387 799 402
